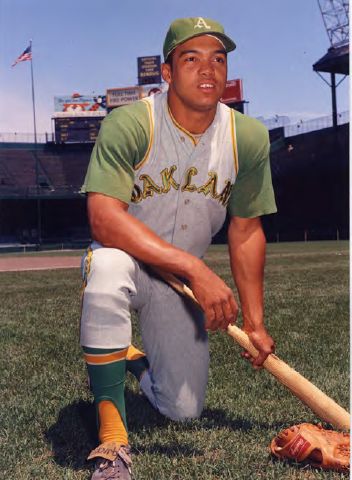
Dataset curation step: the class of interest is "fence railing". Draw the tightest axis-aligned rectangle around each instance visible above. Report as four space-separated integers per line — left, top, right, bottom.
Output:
260 110 349 137
0 185 82 197
0 132 55 144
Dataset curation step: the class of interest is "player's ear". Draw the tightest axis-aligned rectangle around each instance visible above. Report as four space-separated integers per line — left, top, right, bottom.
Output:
161 63 172 85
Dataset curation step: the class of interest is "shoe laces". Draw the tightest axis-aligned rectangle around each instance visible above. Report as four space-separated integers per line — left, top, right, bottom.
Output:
97 446 132 475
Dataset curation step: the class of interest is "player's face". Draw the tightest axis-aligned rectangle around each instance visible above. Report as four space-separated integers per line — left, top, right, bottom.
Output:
162 35 227 114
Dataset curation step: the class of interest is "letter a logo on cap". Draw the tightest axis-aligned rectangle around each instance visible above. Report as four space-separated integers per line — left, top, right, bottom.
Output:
194 17 211 30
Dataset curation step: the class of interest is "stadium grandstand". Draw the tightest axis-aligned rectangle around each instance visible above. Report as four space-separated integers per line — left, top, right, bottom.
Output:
0 108 348 250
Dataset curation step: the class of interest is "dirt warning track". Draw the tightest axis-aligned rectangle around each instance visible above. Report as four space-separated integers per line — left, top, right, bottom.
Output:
0 256 81 272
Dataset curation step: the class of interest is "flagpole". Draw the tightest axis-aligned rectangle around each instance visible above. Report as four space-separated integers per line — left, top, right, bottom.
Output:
29 39 37 144
28 40 41 245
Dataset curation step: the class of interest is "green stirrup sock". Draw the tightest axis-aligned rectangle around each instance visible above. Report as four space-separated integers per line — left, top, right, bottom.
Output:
83 346 128 444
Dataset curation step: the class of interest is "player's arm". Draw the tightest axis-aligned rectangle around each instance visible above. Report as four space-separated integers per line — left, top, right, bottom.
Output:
227 112 277 366
87 192 238 331
227 216 274 367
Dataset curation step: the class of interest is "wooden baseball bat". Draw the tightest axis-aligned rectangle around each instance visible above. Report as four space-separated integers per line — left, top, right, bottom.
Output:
156 269 350 431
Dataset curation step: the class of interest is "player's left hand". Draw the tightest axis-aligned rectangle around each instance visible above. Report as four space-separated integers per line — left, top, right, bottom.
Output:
241 326 275 369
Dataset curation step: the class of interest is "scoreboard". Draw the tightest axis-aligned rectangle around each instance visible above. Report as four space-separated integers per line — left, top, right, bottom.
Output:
54 116 104 143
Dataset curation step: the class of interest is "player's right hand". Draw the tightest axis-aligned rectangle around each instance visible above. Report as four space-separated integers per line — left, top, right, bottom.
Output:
189 263 238 331
241 326 275 369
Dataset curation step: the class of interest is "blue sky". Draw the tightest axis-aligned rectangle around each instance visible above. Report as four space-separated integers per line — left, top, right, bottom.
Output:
0 0 349 134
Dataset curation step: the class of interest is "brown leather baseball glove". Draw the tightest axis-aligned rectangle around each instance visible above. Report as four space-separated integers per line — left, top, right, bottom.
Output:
270 423 350 472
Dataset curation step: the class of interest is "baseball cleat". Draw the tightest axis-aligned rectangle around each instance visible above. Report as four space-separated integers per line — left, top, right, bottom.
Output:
89 443 132 480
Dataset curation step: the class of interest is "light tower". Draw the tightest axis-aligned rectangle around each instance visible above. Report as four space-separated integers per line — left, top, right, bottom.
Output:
313 0 349 128
318 0 349 47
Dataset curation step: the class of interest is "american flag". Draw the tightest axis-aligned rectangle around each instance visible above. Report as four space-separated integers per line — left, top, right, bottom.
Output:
12 45 32 67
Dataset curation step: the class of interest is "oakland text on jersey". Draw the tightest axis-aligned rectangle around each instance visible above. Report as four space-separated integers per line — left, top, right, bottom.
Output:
131 165 233 206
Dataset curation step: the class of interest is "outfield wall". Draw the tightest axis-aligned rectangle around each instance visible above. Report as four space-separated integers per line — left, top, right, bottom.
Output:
265 123 349 242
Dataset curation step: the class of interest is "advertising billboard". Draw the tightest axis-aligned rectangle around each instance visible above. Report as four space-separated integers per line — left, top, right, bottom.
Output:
139 82 168 98
138 55 161 85
106 87 141 108
220 79 243 104
54 93 106 113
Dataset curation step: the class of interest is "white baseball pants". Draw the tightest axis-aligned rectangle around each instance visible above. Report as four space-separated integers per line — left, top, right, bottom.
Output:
80 241 209 421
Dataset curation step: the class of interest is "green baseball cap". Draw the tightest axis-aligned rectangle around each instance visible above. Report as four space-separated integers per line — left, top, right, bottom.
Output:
163 17 236 61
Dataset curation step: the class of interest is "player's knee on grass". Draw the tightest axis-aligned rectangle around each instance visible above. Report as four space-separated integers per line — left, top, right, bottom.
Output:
140 369 206 421
159 399 203 421
157 390 204 421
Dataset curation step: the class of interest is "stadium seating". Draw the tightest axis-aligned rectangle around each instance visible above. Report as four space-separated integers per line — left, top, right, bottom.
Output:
0 123 349 245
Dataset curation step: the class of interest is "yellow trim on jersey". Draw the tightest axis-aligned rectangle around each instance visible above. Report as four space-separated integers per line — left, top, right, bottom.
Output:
84 347 129 365
167 105 198 146
134 99 154 170
230 109 239 175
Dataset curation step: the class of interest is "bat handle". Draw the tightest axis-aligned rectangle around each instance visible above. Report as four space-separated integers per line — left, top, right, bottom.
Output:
226 324 260 357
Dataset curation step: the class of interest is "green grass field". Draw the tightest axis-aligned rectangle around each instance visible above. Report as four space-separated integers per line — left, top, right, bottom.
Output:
0 241 349 479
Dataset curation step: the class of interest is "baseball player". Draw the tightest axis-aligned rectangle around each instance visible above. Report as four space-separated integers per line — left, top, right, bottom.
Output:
80 16 277 480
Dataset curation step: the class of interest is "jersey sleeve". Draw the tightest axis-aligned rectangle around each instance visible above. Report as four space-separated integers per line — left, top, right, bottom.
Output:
80 101 150 204
227 111 277 218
